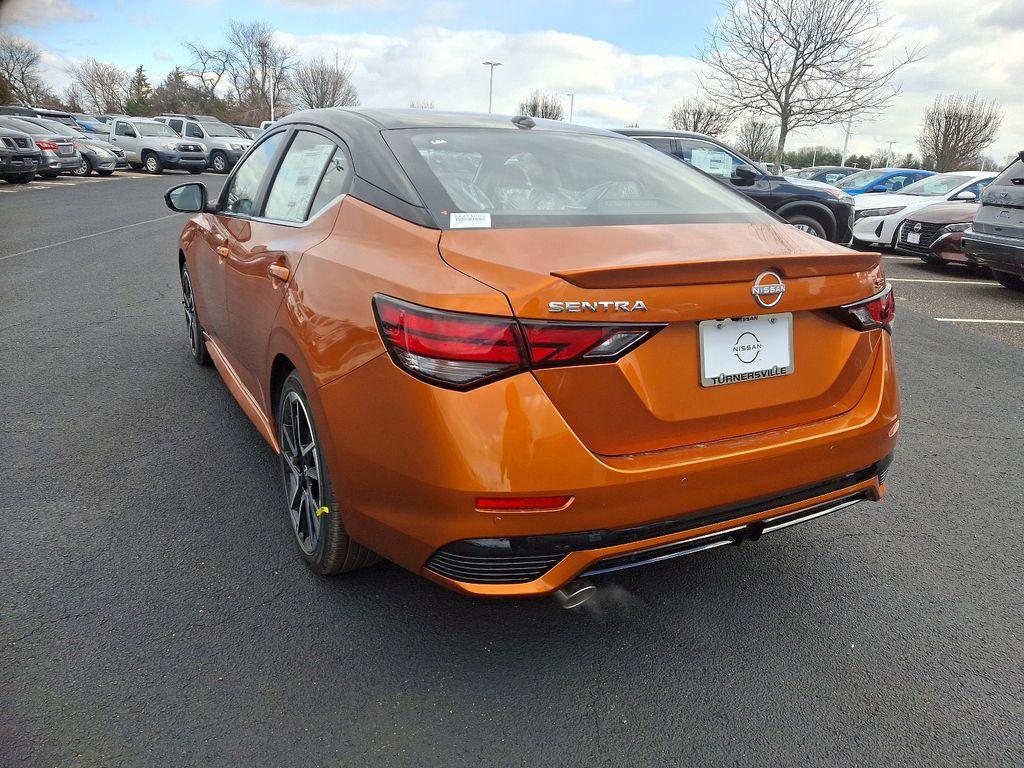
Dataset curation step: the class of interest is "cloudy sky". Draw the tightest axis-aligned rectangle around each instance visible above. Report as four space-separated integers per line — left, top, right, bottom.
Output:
2 0 1022 161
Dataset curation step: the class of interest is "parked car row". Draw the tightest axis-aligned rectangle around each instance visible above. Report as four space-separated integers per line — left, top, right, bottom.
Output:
0 104 271 181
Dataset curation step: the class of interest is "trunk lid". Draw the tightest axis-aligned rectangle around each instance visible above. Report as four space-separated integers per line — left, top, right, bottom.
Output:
439 221 886 456
974 159 1024 241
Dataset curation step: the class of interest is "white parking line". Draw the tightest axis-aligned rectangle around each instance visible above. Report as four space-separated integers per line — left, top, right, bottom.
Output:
934 318 1024 324
0 213 182 262
889 278 1000 286
882 255 920 261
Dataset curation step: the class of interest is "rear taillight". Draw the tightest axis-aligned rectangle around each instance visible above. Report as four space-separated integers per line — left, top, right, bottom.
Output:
373 295 664 390
834 285 895 332
35 140 57 151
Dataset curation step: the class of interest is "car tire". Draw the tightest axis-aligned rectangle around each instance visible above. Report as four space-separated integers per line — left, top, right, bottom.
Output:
143 152 164 174
276 371 379 576
180 262 212 367
72 157 92 177
919 253 943 266
188 168 203 175
4 173 33 184
97 169 114 177
39 172 59 179
993 270 1024 291
787 214 827 239
210 151 228 174
129 162 142 170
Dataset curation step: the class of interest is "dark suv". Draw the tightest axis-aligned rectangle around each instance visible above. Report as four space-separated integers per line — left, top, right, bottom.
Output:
0 126 42 183
963 153 1024 292
616 129 855 243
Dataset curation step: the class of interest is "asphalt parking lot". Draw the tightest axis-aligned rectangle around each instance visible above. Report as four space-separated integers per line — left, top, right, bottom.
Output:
2 174 1023 768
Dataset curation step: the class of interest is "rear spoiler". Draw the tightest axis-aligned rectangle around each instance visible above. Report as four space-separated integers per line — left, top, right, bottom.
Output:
552 252 882 289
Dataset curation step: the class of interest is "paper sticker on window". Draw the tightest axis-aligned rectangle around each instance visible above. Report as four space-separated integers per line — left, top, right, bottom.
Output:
450 212 491 229
691 149 733 178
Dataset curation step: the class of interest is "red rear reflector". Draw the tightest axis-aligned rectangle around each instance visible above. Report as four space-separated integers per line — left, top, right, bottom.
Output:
373 295 664 390
475 495 573 511
835 285 895 332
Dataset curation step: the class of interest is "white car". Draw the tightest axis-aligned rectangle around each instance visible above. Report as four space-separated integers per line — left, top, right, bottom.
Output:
852 171 995 247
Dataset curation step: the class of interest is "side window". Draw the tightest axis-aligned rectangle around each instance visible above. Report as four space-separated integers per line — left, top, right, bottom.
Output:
309 149 352 216
185 122 203 139
674 138 745 179
221 132 285 217
885 175 909 191
639 137 676 157
963 179 992 199
263 131 347 223
115 121 136 138
168 119 183 134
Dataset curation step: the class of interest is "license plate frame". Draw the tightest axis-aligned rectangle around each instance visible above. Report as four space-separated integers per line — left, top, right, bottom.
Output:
906 231 921 245
699 313 794 388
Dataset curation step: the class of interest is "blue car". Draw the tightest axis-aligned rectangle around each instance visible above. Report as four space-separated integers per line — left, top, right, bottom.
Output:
835 167 936 196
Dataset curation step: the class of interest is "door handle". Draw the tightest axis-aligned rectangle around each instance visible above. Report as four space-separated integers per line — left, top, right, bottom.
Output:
216 246 230 258
267 263 290 282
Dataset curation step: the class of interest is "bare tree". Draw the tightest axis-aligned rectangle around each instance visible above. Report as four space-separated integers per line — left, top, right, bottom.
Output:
291 57 358 110
183 40 232 102
0 34 53 104
225 20 295 123
517 90 564 120
733 118 777 161
184 20 296 123
67 58 130 113
917 94 1003 172
702 0 921 165
409 100 435 109
61 85 84 112
665 98 733 136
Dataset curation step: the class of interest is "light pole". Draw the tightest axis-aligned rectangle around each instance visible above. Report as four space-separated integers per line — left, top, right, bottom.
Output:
841 62 872 162
482 61 501 114
565 92 575 122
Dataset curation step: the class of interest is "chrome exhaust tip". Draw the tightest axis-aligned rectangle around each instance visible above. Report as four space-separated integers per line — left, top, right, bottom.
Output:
553 579 597 609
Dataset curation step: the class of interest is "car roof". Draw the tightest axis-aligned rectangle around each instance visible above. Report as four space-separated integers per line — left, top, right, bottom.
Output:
280 107 617 136
615 128 719 141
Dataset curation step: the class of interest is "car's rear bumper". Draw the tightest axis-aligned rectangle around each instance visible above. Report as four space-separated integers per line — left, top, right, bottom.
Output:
317 331 899 597
964 230 1024 276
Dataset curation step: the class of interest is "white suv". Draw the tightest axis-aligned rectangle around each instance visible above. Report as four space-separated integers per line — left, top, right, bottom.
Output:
155 115 252 173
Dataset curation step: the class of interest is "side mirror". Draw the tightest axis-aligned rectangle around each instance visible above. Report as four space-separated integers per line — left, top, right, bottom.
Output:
732 164 759 186
954 190 977 202
165 182 208 213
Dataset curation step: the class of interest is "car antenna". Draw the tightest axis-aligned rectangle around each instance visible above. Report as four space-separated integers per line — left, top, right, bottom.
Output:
511 115 535 129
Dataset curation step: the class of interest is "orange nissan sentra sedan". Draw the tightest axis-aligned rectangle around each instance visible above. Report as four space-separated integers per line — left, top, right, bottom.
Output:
165 109 899 599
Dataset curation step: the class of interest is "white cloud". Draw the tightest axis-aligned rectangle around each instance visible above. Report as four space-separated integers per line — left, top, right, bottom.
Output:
279 7 1024 165
277 27 705 126
0 0 93 28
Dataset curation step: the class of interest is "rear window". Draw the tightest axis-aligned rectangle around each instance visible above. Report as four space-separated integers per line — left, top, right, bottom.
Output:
384 128 773 229
992 159 1024 187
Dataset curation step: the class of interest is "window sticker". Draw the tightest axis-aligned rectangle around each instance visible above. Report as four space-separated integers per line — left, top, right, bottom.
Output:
450 212 491 229
690 148 733 177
